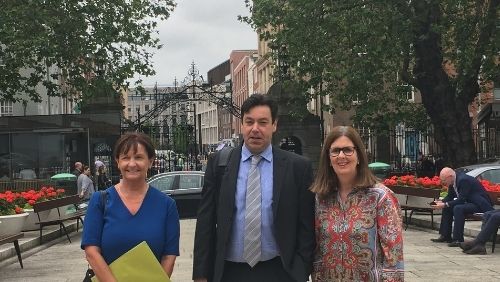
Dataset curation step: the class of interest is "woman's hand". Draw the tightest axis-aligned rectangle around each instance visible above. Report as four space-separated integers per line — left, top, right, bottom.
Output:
84 246 117 282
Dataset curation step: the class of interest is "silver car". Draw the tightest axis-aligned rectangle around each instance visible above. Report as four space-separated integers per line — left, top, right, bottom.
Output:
147 171 204 218
456 164 500 183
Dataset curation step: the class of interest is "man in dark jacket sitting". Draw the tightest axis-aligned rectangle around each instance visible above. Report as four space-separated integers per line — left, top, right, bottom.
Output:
431 167 494 246
460 209 500 254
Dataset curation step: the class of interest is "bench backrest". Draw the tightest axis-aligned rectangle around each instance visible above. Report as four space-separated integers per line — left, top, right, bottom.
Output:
33 195 80 213
389 186 441 199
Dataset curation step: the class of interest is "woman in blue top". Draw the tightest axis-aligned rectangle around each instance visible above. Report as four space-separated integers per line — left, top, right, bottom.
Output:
81 132 180 281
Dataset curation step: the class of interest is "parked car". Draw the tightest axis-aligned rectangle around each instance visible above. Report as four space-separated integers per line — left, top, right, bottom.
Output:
456 164 500 183
147 171 204 218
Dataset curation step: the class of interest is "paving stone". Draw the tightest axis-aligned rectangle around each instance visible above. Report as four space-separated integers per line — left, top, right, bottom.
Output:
1 217 500 281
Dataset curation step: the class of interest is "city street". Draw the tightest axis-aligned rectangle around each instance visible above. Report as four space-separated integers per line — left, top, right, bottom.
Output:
0 219 499 281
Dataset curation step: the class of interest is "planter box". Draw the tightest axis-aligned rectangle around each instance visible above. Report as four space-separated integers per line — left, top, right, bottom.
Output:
0 213 29 237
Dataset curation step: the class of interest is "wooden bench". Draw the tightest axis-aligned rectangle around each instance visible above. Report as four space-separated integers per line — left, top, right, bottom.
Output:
33 194 85 244
0 233 24 268
389 186 441 230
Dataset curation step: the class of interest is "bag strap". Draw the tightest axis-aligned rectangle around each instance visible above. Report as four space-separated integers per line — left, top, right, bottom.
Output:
99 190 108 215
217 147 234 167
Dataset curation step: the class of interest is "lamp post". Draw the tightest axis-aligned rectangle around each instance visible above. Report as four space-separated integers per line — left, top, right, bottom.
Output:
187 62 200 169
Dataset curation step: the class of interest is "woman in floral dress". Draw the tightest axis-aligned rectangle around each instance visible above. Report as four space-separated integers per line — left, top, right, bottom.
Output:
310 126 404 281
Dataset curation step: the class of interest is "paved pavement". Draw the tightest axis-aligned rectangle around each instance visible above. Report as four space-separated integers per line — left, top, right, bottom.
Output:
0 218 499 281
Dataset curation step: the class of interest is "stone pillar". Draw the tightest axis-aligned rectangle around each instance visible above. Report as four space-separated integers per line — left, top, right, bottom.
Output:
267 82 321 171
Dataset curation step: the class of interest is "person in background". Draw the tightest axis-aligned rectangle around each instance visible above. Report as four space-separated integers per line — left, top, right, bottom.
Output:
73 161 83 177
431 167 493 246
460 209 500 255
193 94 315 282
310 126 404 281
78 165 95 201
81 132 180 281
19 167 37 180
0 167 9 180
95 162 111 191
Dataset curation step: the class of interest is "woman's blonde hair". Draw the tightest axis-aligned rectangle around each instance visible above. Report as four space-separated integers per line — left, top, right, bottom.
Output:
310 126 377 199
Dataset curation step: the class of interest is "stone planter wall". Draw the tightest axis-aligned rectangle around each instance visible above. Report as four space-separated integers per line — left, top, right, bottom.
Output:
0 213 29 237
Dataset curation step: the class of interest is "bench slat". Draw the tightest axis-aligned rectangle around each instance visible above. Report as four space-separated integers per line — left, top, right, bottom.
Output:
33 195 81 213
0 233 24 244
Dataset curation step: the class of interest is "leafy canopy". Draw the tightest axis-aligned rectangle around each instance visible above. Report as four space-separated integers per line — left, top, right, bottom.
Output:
242 0 498 132
0 0 176 103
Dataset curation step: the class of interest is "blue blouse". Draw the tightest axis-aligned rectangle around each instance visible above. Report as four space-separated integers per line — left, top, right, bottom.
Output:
81 186 180 264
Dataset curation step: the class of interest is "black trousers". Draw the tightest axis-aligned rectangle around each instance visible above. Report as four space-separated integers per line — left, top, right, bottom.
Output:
440 203 480 241
477 209 500 244
221 257 295 282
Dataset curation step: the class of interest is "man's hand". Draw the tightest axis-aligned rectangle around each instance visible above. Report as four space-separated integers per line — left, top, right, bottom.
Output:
431 200 446 210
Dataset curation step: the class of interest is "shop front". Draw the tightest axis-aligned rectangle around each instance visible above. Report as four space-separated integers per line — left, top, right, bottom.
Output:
0 112 121 192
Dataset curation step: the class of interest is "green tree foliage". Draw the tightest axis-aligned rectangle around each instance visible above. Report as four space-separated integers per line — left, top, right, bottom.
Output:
172 123 191 155
244 0 499 166
0 0 175 103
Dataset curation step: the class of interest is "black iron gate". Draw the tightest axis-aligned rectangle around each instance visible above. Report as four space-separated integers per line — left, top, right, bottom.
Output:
358 126 500 177
121 120 201 176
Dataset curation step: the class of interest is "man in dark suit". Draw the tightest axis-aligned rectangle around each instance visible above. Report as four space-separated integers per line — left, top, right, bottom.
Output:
431 167 493 246
460 209 500 255
193 94 315 282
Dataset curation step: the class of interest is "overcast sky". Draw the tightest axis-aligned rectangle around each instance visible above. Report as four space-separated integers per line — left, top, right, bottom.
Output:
133 0 257 87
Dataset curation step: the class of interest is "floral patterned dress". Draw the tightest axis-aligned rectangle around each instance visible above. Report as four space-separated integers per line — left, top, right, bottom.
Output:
312 184 404 281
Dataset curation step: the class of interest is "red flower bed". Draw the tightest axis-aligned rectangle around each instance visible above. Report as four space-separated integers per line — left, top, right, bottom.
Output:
384 175 500 192
479 180 500 192
383 175 442 190
0 187 65 216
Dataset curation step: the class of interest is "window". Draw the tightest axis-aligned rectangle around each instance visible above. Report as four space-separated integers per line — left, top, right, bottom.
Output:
145 105 149 112
0 101 13 116
478 169 500 184
150 175 175 192
179 175 203 189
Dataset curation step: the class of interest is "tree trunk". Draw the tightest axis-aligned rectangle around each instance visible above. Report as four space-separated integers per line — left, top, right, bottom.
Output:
411 0 477 168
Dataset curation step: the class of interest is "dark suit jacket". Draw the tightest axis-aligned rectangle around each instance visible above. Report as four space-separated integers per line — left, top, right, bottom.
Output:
443 172 493 212
193 145 315 282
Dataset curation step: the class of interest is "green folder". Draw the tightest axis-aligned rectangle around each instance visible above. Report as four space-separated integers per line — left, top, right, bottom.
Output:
92 241 171 282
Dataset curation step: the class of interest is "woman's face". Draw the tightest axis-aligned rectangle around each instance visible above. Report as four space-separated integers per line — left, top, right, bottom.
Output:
329 136 359 182
116 143 153 182
84 168 91 176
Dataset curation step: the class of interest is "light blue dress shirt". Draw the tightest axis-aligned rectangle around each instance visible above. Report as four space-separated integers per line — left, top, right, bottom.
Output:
225 144 279 262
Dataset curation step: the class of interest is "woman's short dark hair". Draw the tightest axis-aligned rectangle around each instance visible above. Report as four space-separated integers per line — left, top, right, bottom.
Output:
310 126 377 199
97 165 105 174
113 132 156 160
240 94 278 123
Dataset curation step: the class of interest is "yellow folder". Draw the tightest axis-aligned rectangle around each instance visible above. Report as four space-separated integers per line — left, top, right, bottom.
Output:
92 241 171 282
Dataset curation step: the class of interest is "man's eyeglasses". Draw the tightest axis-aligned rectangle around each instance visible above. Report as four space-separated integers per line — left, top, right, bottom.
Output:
329 146 356 157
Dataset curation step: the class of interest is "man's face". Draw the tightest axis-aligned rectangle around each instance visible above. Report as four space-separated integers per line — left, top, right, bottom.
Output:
241 105 277 155
440 173 453 186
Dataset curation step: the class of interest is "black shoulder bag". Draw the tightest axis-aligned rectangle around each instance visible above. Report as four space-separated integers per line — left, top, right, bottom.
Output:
83 190 108 282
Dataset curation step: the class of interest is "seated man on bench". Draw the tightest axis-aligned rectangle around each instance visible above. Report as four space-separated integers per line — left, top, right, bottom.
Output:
430 167 493 246
460 209 500 255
